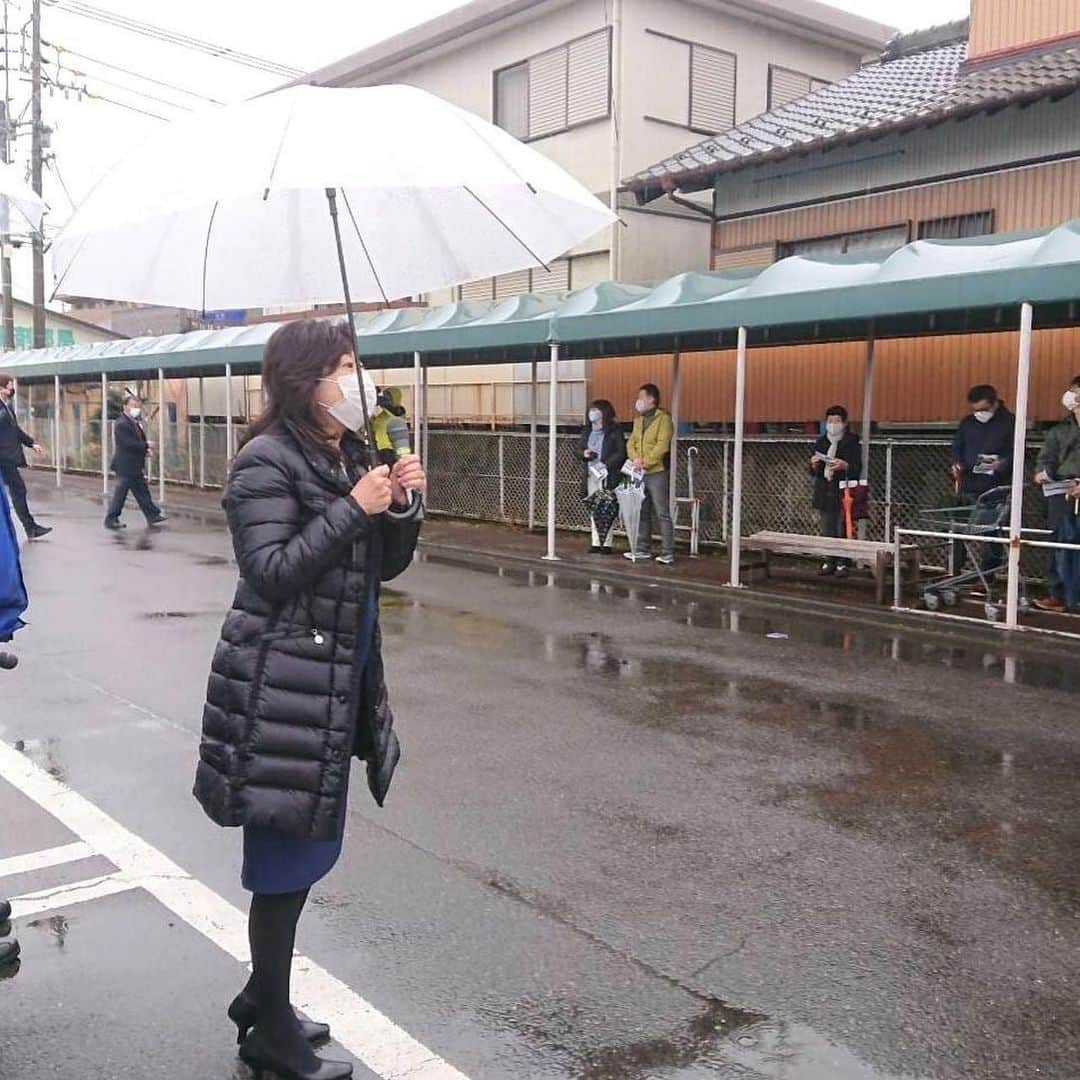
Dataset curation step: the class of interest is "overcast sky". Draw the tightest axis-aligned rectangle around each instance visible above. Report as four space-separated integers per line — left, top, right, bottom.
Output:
4 0 971 297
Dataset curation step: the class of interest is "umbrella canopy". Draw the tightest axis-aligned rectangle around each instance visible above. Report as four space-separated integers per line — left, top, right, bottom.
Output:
0 160 46 235
50 84 616 310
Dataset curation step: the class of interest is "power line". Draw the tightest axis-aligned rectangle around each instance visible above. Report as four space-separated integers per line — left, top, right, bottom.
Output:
45 40 226 105
52 57 193 113
44 0 302 78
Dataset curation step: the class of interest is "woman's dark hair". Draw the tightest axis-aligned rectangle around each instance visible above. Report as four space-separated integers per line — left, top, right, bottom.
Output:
244 319 354 460
825 404 848 422
967 384 998 405
639 383 661 407
589 399 616 425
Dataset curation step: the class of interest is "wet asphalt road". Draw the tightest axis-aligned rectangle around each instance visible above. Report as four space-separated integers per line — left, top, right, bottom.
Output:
1 485 1079 1080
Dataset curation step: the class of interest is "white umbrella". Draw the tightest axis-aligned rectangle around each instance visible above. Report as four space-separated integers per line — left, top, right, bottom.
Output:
0 160 46 235
50 83 616 310
616 483 646 560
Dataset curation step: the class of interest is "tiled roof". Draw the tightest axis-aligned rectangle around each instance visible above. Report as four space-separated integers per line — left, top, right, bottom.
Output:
629 36 1080 201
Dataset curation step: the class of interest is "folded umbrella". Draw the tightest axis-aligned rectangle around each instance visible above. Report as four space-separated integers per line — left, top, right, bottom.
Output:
616 483 646 557
584 487 619 540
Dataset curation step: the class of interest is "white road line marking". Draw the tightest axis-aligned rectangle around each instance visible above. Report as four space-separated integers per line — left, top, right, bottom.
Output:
0 840 97 880
10 872 139 919
0 739 470 1080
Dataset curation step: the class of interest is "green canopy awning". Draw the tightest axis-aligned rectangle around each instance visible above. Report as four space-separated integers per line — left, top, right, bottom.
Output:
7 220 1080 381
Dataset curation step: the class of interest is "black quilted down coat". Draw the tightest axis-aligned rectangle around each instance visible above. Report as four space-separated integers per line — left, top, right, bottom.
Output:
193 422 421 842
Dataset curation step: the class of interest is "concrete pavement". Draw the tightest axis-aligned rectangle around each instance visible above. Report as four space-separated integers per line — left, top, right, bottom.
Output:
1 483 1078 1079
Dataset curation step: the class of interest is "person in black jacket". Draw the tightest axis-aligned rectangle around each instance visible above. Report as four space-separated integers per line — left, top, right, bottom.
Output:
193 320 424 1080
104 394 166 530
949 384 1015 584
810 405 862 577
0 373 50 539
577 398 626 553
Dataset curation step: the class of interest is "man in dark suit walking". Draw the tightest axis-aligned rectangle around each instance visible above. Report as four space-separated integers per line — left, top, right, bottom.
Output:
0 372 50 540
104 393 166 530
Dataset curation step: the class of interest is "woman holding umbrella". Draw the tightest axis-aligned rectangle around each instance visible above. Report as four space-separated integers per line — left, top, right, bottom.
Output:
193 320 425 1080
578 399 626 554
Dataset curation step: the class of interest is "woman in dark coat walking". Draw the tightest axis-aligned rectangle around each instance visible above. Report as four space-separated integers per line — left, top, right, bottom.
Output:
577 399 626 553
193 320 425 1080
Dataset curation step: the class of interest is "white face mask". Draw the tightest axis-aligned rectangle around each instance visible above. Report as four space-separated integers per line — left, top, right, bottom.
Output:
1063 390 1080 412
826 421 845 438
127 408 141 420
973 410 994 424
634 399 649 415
588 409 602 424
320 369 378 433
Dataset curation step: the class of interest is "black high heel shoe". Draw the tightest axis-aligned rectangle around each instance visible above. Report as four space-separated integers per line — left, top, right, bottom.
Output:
238 1028 352 1080
228 991 331 1046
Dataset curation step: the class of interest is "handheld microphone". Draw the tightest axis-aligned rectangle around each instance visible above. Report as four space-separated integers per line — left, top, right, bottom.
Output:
385 416 422 510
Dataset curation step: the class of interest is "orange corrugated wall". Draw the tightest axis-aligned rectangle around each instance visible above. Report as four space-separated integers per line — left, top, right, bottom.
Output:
590 329 1080 425
969 0 1080 60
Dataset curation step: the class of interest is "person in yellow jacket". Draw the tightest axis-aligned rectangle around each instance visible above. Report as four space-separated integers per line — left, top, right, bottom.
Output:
625 382 676 565
371 386 407 466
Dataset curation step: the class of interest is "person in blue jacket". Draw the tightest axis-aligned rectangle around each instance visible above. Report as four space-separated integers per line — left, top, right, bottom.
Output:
950 384 1015 585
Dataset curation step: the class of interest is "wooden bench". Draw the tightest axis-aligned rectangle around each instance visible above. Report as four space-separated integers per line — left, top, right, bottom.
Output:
743 532 920 606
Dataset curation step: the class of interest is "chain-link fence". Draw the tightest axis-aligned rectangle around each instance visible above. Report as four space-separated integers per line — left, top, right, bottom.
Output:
16 388 1057 576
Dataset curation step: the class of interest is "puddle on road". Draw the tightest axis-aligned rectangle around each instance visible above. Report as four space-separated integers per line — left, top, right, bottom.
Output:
418 552 1080 693
27 914 69 948
12 737 66 783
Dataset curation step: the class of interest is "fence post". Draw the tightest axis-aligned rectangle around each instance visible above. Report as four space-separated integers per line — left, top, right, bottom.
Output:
158 367 166 506
53 375 61 488
722 438 730 545
728 327 747 587
198 377 206 488
528 358 538 531
1005 301 1034 629
101 371 108 496
543 342 560 561
498 434 506 521
884 441 894 542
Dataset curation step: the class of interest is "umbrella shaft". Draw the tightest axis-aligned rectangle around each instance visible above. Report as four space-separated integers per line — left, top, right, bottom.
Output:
325 187 379 467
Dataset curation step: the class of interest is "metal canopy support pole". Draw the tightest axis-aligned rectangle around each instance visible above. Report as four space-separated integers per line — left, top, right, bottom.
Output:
198 377 206 488
729 327 748 587
157 367 166 505
100 371 108 496
53 374 60 487
412 351 423 462
543 342 560 561
421 366 429 466
224 362 234 469
859 327 876 540
669 349 682 516
1005 301 1034 629
528 359 538 530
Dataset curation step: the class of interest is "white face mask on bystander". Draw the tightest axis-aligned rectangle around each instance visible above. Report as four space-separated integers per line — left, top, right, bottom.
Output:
1063 389 1080 413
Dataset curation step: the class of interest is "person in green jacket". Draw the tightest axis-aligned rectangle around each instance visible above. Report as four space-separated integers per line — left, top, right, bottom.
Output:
624 382 676 565
1033 373 1080 611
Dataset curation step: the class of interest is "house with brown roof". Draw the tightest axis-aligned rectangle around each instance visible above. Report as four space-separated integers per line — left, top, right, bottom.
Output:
608 0 1080 428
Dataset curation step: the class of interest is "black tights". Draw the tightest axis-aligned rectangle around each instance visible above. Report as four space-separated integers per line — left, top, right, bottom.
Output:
245 889 312 1060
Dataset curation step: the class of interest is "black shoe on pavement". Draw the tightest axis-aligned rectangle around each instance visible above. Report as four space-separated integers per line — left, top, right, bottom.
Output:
0 939 18 968
148 514 167 527
601 546 614 555
228 990 330 1047
0 899 10 923
818 561 835 576
834 564 849 579
588 545 602 554
239 1025 352 1080
28 524 51 539
104 520 126 531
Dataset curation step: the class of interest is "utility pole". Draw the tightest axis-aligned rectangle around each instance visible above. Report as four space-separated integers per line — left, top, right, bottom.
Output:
1 1 15 350
31 0 44 349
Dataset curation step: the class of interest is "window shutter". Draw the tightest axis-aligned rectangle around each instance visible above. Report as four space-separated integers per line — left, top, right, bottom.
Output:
532 259 571 293
769 66 812 109
459 278 494 302
494 269 531 299
567 30 610 126
712 244 775 271
689 45 736 133
528 47 568 138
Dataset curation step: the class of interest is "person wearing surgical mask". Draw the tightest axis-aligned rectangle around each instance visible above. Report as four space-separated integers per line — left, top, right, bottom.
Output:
625 383 676 564
810 405 862 577
948 385 1014 587
104 393 166 530
577 399 626 553
193 320 425 1080
1033 374 1080 612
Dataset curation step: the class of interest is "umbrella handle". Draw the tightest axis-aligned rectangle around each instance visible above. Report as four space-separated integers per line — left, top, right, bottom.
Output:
325 187 380 468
